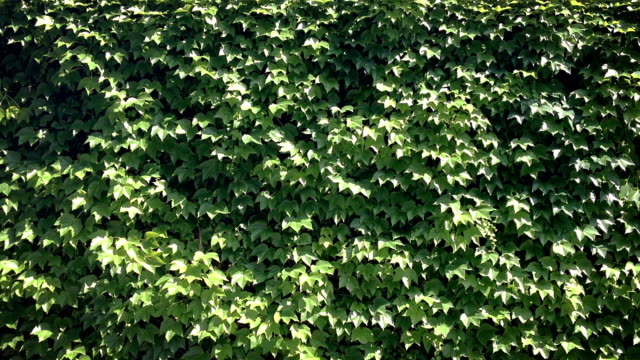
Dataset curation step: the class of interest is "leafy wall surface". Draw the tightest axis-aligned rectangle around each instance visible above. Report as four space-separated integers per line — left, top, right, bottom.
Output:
1 0 640 359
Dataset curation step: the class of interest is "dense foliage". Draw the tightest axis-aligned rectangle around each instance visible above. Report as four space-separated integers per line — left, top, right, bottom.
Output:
1 0 640 359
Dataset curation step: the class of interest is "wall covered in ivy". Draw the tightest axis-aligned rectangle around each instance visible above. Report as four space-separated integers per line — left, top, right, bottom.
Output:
1 0 640 359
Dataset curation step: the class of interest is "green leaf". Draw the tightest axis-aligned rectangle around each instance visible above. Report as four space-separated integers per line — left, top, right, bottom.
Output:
311 260 334 274
241 134 261 145
352 328 374 344
198 203 229 219
31 325 54 342
205 269 228 287
434 323 451 338
282 217 313 233
34 16 55 28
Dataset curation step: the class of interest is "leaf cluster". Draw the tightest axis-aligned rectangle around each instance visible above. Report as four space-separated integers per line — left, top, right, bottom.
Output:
1 0 640 359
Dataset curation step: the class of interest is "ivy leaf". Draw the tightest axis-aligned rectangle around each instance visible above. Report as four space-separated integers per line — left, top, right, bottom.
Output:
434 323 451 338
352 328 374 344
198 203 229 219
241 134 261 145
311 260 334 274
31 325 54 342
282 217 313 233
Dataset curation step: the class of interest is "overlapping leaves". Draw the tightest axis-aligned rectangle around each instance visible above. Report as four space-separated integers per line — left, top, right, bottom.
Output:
1 0 640 359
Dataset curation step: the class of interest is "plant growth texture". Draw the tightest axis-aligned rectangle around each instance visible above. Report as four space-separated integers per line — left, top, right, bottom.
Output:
1 0 640 359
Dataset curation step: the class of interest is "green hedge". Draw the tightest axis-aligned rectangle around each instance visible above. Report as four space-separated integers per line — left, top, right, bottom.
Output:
1 0 640 359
